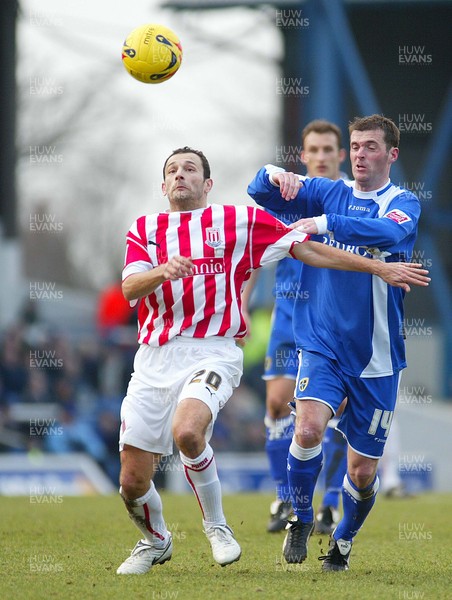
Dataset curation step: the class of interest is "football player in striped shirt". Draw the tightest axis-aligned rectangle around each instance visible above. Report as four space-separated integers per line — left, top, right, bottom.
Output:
248 114 426 571
116 145 429 575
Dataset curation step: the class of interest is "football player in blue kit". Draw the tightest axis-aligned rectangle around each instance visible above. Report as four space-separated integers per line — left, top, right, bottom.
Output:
248 114 422 571
251 120 349 534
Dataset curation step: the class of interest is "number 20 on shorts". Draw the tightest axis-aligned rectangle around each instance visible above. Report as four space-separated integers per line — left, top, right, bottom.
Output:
188 370 222 391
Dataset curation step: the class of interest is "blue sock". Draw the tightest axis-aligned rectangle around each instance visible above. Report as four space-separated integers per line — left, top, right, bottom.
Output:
265 415 293 502
334 473 380 541
322 427 348 509
287 440 323 523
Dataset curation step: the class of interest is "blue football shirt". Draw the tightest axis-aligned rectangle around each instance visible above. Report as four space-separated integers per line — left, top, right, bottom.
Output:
249 165 421 378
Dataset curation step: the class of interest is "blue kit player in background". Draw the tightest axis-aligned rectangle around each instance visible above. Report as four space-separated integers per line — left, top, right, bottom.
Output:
243 120 349 534
248 114 423 571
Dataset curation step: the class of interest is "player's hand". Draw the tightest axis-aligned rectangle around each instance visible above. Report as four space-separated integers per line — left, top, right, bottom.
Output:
289 217 318 234
271 171 302 200
163 255 194 280
378 262 430 292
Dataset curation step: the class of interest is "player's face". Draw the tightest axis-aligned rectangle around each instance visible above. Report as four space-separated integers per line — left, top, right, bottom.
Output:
350 129 399 191
162 153 213 210
301 132 345 180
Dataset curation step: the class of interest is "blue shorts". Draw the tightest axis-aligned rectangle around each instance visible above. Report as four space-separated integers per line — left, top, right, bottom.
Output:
263 300 298 380
295 350 401 459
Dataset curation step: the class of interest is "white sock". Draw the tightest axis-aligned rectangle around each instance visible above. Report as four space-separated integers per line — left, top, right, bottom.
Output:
120 481 168 547
180 444 226 528
289 439 322 461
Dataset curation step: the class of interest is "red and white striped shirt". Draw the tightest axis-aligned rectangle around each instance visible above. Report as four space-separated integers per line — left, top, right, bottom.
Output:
122 203 307 346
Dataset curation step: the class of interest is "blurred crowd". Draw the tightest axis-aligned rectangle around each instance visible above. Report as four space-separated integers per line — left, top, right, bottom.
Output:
0 287 271 487
0 314 134 485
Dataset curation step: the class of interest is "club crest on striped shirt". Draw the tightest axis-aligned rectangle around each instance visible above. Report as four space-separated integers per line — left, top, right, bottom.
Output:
205 227 222 248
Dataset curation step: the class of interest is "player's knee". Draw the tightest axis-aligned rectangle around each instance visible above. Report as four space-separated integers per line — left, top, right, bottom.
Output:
172 422 202 455
294 419 323 447
266 394 288 419
119 471 148 500
348 463 378 489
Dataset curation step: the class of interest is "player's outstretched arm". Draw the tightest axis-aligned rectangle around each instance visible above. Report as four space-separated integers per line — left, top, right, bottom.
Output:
122 255 194 301
292 241 430 292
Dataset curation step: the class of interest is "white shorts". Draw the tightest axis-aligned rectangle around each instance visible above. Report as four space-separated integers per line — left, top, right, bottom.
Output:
119 336 243 455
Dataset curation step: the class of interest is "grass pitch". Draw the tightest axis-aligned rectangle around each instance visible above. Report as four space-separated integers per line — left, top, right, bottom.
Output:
1 492 451 600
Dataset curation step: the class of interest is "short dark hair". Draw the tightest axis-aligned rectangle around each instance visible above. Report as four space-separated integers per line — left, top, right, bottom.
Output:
301 119 343 148
163 146 211 180
349 114 400 149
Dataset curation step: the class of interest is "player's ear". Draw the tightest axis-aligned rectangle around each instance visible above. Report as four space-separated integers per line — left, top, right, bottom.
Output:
162 182 167 196
389 147 399 163
339 148 347 163
204 178 213 193
300 151 308 166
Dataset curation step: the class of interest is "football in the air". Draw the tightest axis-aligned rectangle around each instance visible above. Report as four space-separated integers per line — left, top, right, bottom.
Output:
122 23 183 84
